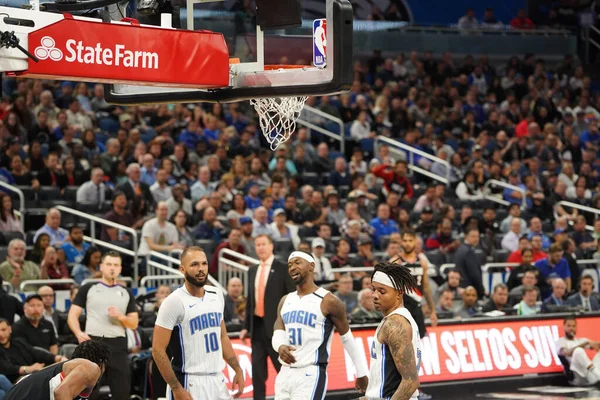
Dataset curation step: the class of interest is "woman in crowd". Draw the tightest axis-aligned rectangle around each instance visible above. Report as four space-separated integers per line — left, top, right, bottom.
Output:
27 232 50 264
0 193 22 234
172 209 195 247
71 246 102 285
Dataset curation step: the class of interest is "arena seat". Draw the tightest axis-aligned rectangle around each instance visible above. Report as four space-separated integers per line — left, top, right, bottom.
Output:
0 231 24 245
493 249 510 263
274 238 294 256
195 239 217 262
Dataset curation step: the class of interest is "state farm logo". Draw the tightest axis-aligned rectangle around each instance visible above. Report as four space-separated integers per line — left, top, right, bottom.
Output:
33 35 159 70
35 36 63 61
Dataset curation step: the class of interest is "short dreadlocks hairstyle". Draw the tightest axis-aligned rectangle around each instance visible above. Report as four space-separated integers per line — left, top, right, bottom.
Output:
71 339 112 367
371 262 418 294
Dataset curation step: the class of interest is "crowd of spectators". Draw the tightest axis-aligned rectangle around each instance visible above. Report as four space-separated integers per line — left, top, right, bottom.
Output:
0 46 599 397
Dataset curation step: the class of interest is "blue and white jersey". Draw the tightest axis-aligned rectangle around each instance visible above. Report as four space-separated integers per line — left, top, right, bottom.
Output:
155 286 225 375
366 307 421 400
280 287 334 368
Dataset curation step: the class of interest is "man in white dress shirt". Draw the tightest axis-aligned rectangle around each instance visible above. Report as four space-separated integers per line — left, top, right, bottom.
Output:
76 168 106 209
150 168 172 204
501 218 522 252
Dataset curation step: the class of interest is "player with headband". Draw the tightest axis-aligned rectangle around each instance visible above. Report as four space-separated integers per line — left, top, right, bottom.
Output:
363 262 421 400
272 251 369 399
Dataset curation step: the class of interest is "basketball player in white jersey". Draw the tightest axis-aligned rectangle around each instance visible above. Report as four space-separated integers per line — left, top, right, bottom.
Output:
363 262 421 400
152 246 245 400
272 251 369 399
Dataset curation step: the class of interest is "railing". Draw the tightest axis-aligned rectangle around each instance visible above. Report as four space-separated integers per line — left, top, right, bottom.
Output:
81 277 134 287
20 279 76 291
334 265 437 277
482 179 527 209
55 205 140 285
140 275 184 288
2 281 12 293
217 248 258 296
373 136 450 185
0 181 25 231
297 104 346 154
554 201 599 231
148 251 226 294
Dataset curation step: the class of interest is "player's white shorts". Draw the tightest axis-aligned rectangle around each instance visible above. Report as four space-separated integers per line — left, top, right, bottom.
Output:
166 372 232 400
274 364 327 400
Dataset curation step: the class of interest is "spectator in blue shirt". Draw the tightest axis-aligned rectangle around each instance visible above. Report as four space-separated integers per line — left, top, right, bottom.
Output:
203 115 221 145
580 120 600 150
534 243 572 298
245 183 262 210
369 203 399 249
177 121 206 149
61 226 90 264
527 217 552 251
503 171 530 207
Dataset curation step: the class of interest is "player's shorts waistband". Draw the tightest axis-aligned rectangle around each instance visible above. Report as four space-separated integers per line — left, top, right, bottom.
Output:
284 363 327 370
181 372 221 376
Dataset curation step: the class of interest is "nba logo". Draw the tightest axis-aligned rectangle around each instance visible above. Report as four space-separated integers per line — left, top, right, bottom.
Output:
313 18 326 68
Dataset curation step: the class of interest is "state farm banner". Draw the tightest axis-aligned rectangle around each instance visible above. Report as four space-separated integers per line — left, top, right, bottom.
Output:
221 316 600 398
26 16 229 88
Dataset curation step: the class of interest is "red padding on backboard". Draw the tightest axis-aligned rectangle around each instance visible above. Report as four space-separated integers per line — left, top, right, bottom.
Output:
26 18 229 88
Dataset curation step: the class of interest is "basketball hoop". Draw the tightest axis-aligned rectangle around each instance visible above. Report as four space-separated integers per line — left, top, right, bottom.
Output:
250 65 309 151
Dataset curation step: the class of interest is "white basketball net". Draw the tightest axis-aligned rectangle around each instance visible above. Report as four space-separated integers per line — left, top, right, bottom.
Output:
250 96 308 151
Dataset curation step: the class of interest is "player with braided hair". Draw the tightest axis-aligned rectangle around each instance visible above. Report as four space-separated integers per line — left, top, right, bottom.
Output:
5 339 111 400
362 262 421 400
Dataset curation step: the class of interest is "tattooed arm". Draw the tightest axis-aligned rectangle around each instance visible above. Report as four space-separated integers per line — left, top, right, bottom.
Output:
221 320 245 398
382 315 420 400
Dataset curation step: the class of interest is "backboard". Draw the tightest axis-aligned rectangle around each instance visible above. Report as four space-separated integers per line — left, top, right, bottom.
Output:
103 0 353 104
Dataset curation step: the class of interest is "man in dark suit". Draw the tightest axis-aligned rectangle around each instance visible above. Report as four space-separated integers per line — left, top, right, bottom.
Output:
239 234 294 400
567 275 599 311
541 278 567 313
115 163 154 210
454 228 486 299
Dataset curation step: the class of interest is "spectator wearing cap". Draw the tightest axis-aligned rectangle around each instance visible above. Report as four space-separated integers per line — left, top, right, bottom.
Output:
100 191 136 246
61 226 89 264
372 160 414 200
350 235 376 276
33 208 68 247
239 217 257 258
11 294 59 354
328 157 352 187
0 317 66 383
311 238 333 281
270 208 300 249
500 203 528 233
413 185 444 213
210 229 246 277
535 242 571 298
503 171 528 206
369 204 399 249
415 207 436 239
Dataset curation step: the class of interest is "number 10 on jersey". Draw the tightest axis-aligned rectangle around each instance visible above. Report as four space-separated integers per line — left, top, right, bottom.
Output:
288 328 303 346
204 332 219 353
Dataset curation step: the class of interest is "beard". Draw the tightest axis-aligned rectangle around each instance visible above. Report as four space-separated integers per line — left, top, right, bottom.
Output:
185 271 207 288
292 274 305 285
565 332 575 340
402 245 415 255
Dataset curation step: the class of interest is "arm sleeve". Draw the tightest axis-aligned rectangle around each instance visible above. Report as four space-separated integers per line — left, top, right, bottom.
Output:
0 351 20 377
126 288 137 314
72 283 91 308
155 294 184 330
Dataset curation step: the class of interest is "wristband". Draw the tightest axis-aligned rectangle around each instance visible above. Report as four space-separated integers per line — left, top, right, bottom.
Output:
272 329 287 352
341 330 369 377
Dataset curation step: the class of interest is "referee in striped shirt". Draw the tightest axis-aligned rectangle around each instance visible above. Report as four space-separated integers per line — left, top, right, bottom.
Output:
67 251 138 400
